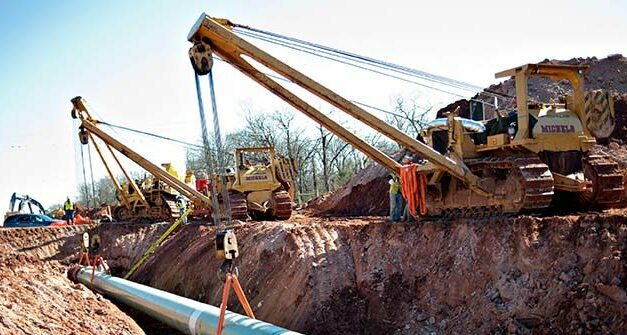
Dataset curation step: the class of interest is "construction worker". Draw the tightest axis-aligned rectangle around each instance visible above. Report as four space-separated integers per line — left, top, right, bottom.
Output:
176 197 188 224
388 175 402 222
63 197 75 225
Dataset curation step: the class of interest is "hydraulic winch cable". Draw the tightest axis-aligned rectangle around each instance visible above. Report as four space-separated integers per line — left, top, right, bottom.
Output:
235 29 470 98
207 70 233 226
97 121 205 150
233 26 482 92
194 72 223 227
87 142 97 208
79 144 91 206
232 24 512 104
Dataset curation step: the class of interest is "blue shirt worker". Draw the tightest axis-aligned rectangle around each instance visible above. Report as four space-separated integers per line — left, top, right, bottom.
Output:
176 197 188 224
388 175 402 222
64 197 75 225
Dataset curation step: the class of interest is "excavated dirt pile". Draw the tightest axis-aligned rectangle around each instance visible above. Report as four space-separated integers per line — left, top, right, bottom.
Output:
132 213 627 334
308 162 391 216
437 54 627 122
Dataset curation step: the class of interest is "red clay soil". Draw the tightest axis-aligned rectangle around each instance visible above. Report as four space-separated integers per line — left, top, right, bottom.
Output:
131 212 627 334
0 225 145 335
308 162 390 216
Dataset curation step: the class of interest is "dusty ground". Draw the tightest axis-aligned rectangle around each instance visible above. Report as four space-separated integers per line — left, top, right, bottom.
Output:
0 225 145 335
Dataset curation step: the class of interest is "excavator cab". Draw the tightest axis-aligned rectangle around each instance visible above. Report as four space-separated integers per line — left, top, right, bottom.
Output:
421 114 485 159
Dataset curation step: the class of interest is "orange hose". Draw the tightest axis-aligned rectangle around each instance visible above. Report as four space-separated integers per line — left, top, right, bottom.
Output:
400 164 427 217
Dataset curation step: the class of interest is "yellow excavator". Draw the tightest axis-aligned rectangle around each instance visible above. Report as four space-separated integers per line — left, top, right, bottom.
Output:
187 14 623 217
70 97 297 221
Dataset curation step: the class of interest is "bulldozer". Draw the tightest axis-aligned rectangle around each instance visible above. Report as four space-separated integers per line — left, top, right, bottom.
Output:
71 97 213 222
187 14 624 217
224 147 296 220
112 172 181 222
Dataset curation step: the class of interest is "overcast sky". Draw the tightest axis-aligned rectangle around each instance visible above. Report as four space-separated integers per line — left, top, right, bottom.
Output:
0 0 625 207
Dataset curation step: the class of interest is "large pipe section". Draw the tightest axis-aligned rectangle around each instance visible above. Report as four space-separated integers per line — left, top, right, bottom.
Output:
69 267 301 335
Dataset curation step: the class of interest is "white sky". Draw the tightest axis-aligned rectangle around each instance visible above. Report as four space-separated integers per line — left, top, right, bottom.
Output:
0 0 625 207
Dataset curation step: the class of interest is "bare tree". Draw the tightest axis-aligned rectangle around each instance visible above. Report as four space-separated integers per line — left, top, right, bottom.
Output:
77 177 118 206
244 112 277 147
387 96 432 142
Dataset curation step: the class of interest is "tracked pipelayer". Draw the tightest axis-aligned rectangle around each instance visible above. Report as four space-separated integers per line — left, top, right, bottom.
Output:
187 14 624 217
70 97 297 222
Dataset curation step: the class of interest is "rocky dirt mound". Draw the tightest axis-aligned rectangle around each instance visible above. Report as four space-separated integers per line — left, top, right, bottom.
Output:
437 54 627 141
131 213 627 334
483 54 627 105
308 151 411 216
307 162 390 216
0 225 146 335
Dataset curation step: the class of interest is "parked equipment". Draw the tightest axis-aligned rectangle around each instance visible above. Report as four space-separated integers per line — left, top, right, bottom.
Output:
187 14 624 217
71 97 213 222
5 192 46 220
3 213 66 228
70 98 297 221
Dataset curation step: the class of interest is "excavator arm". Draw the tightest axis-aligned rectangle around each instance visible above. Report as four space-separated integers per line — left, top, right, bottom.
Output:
8 192 45 214
187 14 490 196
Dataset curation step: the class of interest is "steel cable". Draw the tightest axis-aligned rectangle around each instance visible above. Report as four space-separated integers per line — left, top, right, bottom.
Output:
233 26 483 92
234 26 512 100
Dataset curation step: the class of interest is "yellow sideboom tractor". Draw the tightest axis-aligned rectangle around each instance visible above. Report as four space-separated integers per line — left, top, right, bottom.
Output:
188 14 624 217
70 97 297 222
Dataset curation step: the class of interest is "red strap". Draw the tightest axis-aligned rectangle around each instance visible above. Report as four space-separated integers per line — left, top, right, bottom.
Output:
400 164 427 217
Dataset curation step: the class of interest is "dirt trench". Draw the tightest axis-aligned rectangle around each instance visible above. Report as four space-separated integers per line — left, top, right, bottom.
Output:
0 225 144 334
1 212 626 334
130 213 627 334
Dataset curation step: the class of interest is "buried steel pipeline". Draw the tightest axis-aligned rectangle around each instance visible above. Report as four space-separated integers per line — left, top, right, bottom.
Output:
68 267 301 335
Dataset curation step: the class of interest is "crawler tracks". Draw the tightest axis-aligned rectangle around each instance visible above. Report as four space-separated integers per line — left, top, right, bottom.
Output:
429 157 554 218
270 190 293 220
228 192 250 221
582 153 624 205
